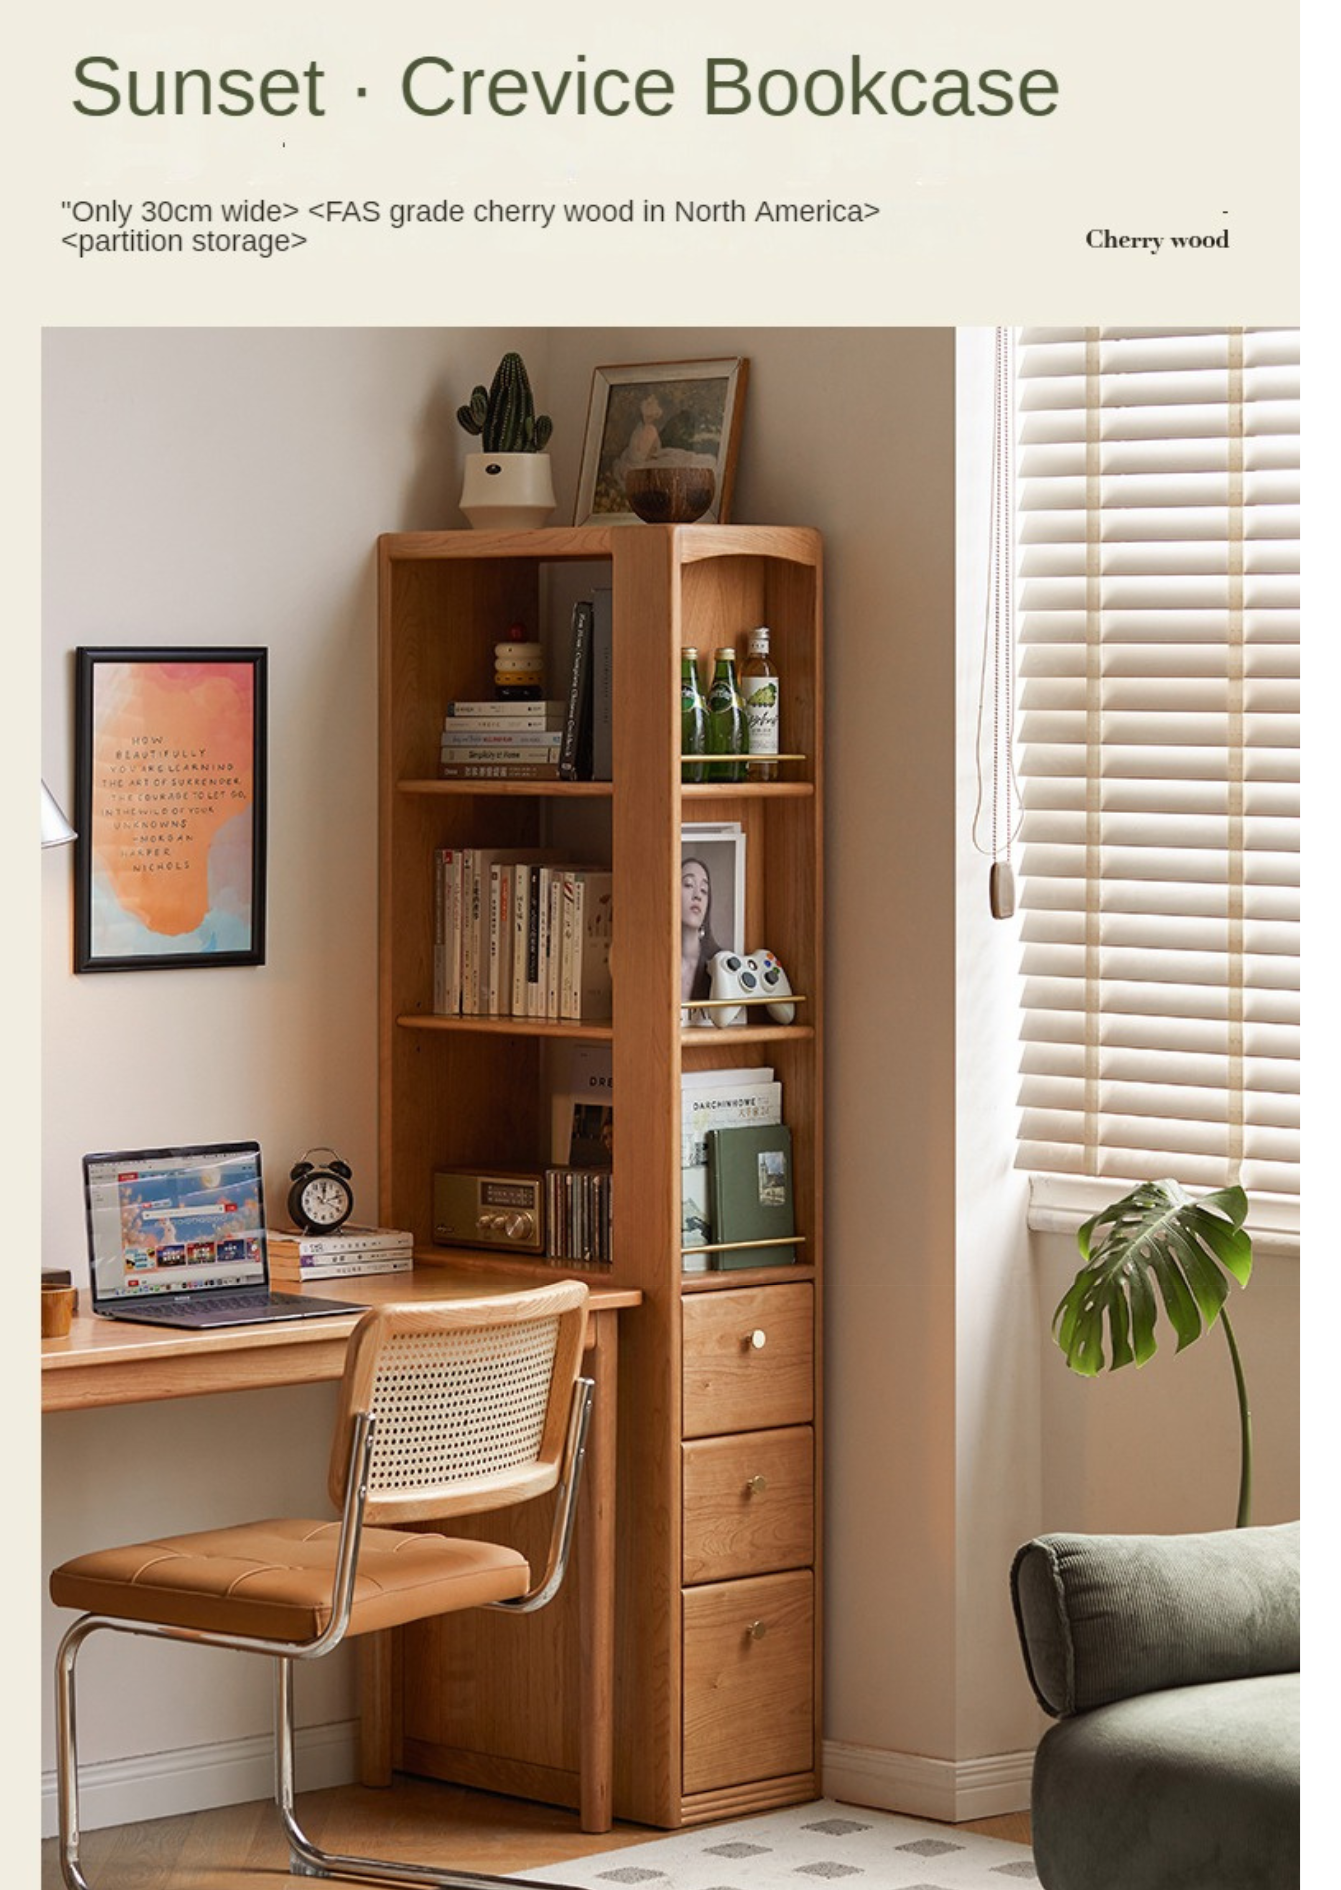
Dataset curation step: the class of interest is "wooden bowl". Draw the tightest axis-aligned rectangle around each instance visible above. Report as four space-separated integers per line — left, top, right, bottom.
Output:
622 464 717 523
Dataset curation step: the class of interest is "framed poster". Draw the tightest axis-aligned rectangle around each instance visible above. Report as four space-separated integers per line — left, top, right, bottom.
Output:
680 822 746 1024
73 647 268 972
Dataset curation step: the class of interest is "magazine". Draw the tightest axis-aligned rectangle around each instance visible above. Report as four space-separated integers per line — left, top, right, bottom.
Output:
680 1068 782 1267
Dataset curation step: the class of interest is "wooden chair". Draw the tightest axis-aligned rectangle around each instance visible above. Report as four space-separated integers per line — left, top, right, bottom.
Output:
50 1283 594 1889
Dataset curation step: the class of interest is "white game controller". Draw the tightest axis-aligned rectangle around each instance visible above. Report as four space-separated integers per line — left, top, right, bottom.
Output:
707 949 796 1027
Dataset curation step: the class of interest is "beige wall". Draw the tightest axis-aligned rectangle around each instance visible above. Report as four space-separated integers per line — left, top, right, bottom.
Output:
950 330 1046 1778
41 326 1300 1833
548 328 970 1781
39 326 544 1820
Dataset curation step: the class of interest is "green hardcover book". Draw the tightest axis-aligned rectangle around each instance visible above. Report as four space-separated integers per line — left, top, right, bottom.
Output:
705 1122 797 1270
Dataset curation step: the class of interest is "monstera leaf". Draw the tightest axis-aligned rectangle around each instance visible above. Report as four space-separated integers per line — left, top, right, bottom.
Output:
1053 1178 1255 1524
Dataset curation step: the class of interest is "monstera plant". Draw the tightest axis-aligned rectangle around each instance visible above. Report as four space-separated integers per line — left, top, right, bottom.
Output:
1053 1179 1255 1526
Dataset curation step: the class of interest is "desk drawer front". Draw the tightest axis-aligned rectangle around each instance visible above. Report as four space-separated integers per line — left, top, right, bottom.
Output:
682 1284 814 1439
682 1427 813 1585
682 1570 814 1794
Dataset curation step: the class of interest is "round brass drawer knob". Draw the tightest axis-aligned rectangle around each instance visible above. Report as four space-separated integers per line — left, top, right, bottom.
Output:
747 1619 769 1642
747 1329 767 1350
745 1475 768 1497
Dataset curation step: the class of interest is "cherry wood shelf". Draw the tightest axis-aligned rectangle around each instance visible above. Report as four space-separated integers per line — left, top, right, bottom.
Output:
397 1014 614 1042
378 525 823 1831
681 780 815 799
681 1023 816 1047
680 1263 818 1293
399 778 614 799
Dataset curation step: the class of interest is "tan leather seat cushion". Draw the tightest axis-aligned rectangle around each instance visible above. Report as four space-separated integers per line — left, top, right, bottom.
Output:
50 1519 530 1642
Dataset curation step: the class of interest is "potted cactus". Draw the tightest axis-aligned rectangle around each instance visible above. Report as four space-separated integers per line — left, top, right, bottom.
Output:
457 352 556 529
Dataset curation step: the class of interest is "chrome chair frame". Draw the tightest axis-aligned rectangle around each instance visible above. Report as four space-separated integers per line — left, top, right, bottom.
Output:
55 1374 594 1890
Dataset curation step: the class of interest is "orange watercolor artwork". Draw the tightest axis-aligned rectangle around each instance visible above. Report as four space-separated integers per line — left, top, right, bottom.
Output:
85 657 262 963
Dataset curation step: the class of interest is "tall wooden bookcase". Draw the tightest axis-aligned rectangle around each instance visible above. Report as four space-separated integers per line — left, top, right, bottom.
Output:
377 524 823 1829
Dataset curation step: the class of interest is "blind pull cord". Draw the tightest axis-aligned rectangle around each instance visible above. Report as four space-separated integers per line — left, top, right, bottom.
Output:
973 324 1022 918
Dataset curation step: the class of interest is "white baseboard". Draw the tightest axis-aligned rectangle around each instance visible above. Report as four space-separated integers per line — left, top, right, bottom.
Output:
44 1725 1027 1844
40 1719 360 1841
822 1738 1033 1823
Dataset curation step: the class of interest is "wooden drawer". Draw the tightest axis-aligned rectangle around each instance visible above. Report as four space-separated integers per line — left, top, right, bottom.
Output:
682 1427 814 1585
682 1284 814 1439
682 1570 814 1794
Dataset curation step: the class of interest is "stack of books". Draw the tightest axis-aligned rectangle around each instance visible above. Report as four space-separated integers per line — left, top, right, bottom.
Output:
268 1224 415 1283
680 1066 783 1271
440 699 565 780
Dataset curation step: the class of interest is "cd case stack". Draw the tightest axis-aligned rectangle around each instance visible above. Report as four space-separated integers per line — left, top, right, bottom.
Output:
545 1165 613 1268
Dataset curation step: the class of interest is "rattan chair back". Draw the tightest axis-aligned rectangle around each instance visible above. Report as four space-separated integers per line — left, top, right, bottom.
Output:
329 1282 589 1525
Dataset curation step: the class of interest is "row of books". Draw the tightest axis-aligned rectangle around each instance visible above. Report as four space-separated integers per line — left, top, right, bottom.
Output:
681 1066 796 1272
544 1164 613 1268
268 1223 414 1283
440 587 612 782
434 849 613 1021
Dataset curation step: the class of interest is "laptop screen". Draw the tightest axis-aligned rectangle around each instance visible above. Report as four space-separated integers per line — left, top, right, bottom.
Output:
84 1141 268 1307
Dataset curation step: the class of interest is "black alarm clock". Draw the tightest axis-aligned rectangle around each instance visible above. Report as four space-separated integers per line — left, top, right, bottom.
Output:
287 1147 355 1234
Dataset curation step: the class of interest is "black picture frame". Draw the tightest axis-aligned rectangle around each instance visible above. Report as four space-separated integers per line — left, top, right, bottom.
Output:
73 647 268 973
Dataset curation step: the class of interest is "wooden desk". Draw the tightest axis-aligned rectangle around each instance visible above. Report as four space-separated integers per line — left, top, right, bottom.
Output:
41 1265 641 1834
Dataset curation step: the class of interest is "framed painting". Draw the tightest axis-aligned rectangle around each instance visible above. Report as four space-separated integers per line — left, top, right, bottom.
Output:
73 647 268 972
575 357 748 526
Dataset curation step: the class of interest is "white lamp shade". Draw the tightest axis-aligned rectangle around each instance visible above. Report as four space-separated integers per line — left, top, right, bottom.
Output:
41 780 77 849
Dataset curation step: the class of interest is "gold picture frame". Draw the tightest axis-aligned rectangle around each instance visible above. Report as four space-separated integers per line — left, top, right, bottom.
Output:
574 357 748 526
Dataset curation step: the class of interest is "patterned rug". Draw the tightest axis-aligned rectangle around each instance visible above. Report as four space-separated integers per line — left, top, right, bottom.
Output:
520 1800 1037 1888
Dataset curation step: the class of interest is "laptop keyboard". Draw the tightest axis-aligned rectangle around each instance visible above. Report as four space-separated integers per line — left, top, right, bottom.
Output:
112 1290 312 1320
203 1291 304 1310
99 1286 362 1325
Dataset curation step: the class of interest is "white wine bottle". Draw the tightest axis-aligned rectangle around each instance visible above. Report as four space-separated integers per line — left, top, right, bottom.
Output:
740 626 779 780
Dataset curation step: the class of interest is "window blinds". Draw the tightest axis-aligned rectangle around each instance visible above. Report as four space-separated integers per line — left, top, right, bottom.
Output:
1014 327 1300 1229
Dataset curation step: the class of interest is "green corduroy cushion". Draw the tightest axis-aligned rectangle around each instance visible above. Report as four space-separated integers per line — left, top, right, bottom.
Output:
1032 1672 1300 1890
1011 1522 1299 1717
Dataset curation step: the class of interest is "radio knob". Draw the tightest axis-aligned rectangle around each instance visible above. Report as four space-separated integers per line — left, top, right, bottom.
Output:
477 1212 501 1234
504 1212 536 1242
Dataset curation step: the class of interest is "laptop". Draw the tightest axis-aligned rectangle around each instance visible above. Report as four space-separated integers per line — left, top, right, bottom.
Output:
83 1140 363 1329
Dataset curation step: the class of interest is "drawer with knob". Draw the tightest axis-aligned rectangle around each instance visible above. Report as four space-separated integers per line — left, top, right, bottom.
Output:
681 1569 815 1794
682 1283 814 1439
682 1426 814 1585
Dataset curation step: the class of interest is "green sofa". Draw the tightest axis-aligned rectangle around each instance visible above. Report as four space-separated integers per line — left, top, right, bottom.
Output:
1010 1523 1299 1890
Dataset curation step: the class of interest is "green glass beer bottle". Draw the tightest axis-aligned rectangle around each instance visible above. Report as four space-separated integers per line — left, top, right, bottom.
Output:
705 645 746 783
680 646 707 783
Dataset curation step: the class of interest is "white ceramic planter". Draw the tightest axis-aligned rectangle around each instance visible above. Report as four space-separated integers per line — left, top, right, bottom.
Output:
460 453 556 530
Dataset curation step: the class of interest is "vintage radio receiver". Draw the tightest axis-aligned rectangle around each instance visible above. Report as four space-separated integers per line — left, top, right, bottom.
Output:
432 1168 546 1253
